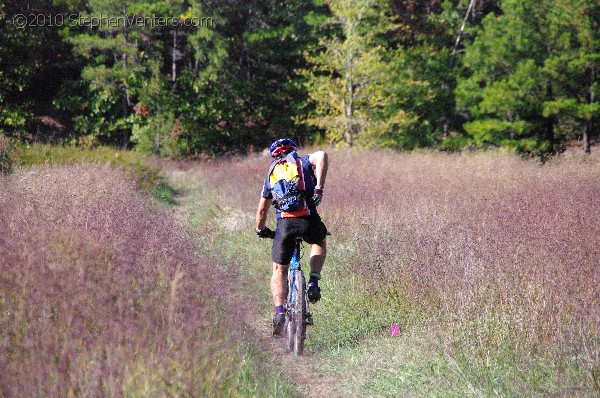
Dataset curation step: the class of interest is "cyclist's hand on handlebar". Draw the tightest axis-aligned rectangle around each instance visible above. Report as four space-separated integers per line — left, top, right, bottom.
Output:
312 187 324 206
255 227 275 238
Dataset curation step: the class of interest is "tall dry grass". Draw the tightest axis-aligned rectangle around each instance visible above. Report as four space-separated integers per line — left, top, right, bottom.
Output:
325 151 598 360
0 164 270 396
184 148 599 390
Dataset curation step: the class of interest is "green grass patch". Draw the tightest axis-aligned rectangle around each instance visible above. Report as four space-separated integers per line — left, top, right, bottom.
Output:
154 181 178 204
317 329 470 397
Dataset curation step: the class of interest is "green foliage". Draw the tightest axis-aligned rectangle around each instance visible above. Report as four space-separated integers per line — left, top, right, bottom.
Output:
439 134 473 151
66 0 150 145
154 181 178 204
0 1 74 135
298 0 468 150
544 99 600 121
130 65 178 155
384 1 467 148
541 0 600 146
457 0 600 154
187 1 227 85
131 111 177 154
0 0 597 154
297 0 415 148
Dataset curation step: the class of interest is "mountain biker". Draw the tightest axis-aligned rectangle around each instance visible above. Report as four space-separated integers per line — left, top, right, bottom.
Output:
255 138 329 336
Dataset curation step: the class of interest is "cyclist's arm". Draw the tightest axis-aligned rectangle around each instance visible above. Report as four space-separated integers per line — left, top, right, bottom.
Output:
308 151 329 189
256 197 272 230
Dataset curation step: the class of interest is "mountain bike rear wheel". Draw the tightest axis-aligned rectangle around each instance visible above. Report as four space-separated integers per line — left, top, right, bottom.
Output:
286 273 295 352
292 271 306 355
285 315 294 352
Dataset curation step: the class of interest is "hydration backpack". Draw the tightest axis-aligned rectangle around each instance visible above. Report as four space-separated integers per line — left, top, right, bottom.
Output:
268 152 309 217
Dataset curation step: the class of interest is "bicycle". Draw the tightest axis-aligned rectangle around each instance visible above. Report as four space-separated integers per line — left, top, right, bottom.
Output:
268 233 312 355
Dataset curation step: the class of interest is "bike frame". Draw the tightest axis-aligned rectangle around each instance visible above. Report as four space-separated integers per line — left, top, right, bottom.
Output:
288 238 303 306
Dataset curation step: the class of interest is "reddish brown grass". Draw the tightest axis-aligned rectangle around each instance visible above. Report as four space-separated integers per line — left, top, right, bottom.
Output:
0 164 262 396
188 149 599 372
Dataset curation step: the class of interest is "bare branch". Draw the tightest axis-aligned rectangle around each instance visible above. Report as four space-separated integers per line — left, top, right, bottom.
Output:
453 0 477 55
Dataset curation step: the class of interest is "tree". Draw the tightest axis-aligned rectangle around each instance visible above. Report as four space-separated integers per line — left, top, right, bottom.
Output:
386 0 468 148
456 0 600 153
0 1 35 132
128 0 219 155
0 0 77 138
67 0 149 147
297 0 417 148
132 0 324 155
456 0 554 153
542 0 600 154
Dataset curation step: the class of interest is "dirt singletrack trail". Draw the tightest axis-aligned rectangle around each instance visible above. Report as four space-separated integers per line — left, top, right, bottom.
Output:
163 166 347 398
250 315 347 398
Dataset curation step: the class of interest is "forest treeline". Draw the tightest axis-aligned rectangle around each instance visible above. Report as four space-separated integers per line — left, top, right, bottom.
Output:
0 0 598 156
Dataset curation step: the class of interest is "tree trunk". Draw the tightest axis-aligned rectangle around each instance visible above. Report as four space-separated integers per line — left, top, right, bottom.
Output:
343 82 355 148
342 97 352 147
545 81 555 149
583 123 590 154
172 28 178 82
583 66 595 154
344 52 355 148
345 131 353 148
121 6 130 149
122 32 129 121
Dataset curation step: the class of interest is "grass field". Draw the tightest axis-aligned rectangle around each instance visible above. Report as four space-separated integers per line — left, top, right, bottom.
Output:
165 148 599 396
1 146 598 396
0 147 300 397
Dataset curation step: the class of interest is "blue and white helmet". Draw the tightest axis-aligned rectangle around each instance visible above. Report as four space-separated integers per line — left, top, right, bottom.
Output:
269 138 297 158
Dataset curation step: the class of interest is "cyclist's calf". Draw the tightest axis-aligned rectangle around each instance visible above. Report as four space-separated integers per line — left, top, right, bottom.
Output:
271 262 287 307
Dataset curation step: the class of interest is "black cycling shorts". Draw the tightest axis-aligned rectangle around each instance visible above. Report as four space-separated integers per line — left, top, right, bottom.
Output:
272 213 328 265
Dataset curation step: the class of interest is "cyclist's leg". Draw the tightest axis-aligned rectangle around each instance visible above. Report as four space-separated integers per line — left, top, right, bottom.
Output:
309 238 326 275
304 215 327 302
270 262 287 307
271 261 287 336
304 214 327 275
271 218 304 309
307 238 325 302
